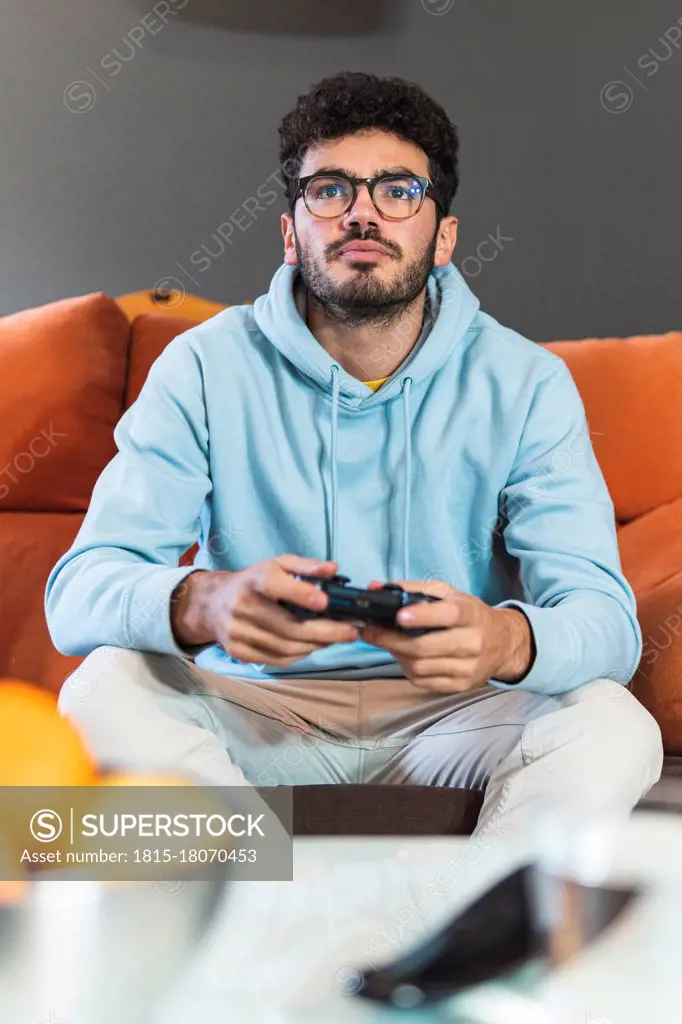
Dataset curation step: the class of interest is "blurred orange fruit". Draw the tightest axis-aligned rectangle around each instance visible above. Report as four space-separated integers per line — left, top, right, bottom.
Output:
0 881 28 903
99 771 195 787
0 679 98 787
0 827 29 901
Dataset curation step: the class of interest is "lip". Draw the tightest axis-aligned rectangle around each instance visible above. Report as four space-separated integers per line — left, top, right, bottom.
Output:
338 241 391 259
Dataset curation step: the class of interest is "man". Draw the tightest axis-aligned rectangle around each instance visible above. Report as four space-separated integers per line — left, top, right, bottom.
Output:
46 71 662 838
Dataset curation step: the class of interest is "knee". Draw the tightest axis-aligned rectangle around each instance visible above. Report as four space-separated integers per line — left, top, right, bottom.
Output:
565 678 664 791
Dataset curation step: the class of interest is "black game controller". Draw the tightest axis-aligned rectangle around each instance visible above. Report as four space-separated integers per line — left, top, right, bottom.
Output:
279 574 442 637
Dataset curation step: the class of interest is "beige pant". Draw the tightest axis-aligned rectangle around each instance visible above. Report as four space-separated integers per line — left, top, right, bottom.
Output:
59 647 664 838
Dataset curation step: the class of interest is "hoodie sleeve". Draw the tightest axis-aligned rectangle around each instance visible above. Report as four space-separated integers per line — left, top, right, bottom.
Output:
490 358 642 695
45 334 211 659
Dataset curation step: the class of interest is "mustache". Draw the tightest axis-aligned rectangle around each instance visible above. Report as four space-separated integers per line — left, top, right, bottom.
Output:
326 232 401 259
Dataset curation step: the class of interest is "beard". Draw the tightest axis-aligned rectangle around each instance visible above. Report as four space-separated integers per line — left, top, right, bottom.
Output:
294 228 438 329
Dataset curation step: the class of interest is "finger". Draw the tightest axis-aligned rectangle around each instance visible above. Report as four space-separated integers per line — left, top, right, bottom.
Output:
395 601 477 632
238 596 359 645
289 617 360 645
252 563 332 613
227 641 316 668
410 676 475 693
361 623 481 658
404 657 480 680
367 579 466 604
360 623 409 654
403 627 485 658
222 621 320 664
274 554 339 577
395 656 480 693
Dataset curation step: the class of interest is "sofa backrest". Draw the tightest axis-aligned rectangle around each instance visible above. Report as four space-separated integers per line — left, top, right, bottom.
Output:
544 333 682 523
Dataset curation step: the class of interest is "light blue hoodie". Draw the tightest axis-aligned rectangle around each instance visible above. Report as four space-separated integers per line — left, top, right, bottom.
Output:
45 262 641 694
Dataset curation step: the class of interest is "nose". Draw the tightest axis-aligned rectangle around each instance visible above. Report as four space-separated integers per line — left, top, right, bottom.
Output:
340 181 380 231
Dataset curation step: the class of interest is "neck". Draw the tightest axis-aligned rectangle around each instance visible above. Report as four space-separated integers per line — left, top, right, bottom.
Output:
305 287 428 382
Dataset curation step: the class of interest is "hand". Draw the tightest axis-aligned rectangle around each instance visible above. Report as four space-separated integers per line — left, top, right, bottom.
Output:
359 579 534 693
170 555 359 667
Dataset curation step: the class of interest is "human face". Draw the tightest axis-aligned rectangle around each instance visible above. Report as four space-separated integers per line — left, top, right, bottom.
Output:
281 130 458 327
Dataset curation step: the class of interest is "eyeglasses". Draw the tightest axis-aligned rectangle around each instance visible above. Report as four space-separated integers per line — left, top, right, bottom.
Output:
295 171 445 221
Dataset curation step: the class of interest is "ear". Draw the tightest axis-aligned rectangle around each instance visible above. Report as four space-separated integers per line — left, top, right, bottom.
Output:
281 213 298 266
433 215 458 267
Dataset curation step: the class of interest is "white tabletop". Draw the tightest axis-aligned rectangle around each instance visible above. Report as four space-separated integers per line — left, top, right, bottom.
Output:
150 811 682 1024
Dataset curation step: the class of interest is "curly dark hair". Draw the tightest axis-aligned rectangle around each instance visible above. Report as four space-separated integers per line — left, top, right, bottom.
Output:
278 71 459 222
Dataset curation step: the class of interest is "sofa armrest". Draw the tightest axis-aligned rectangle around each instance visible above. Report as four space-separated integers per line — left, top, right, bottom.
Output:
631 572 682 755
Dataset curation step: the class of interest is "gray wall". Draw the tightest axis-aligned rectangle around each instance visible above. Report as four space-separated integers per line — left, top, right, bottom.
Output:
1 0 681 340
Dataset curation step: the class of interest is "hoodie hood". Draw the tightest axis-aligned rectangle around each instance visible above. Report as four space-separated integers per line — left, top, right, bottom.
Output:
252 261 481 579
253 261 480 409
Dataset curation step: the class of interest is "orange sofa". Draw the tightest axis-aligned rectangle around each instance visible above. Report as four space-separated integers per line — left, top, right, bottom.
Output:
1 289 681 762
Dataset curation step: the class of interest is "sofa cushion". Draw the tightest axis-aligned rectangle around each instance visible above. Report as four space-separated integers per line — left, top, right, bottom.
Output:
0 511 85 693
125 313 198 408
543 333 682 522
617 496 682 600
0 293 130 512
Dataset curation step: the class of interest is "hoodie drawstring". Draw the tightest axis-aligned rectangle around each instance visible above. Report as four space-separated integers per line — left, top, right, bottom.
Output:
329 364 341 566
401 375 413 580
328 365 413 580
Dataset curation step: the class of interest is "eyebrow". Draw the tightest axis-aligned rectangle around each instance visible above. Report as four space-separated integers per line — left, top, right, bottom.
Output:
309 165 422 178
